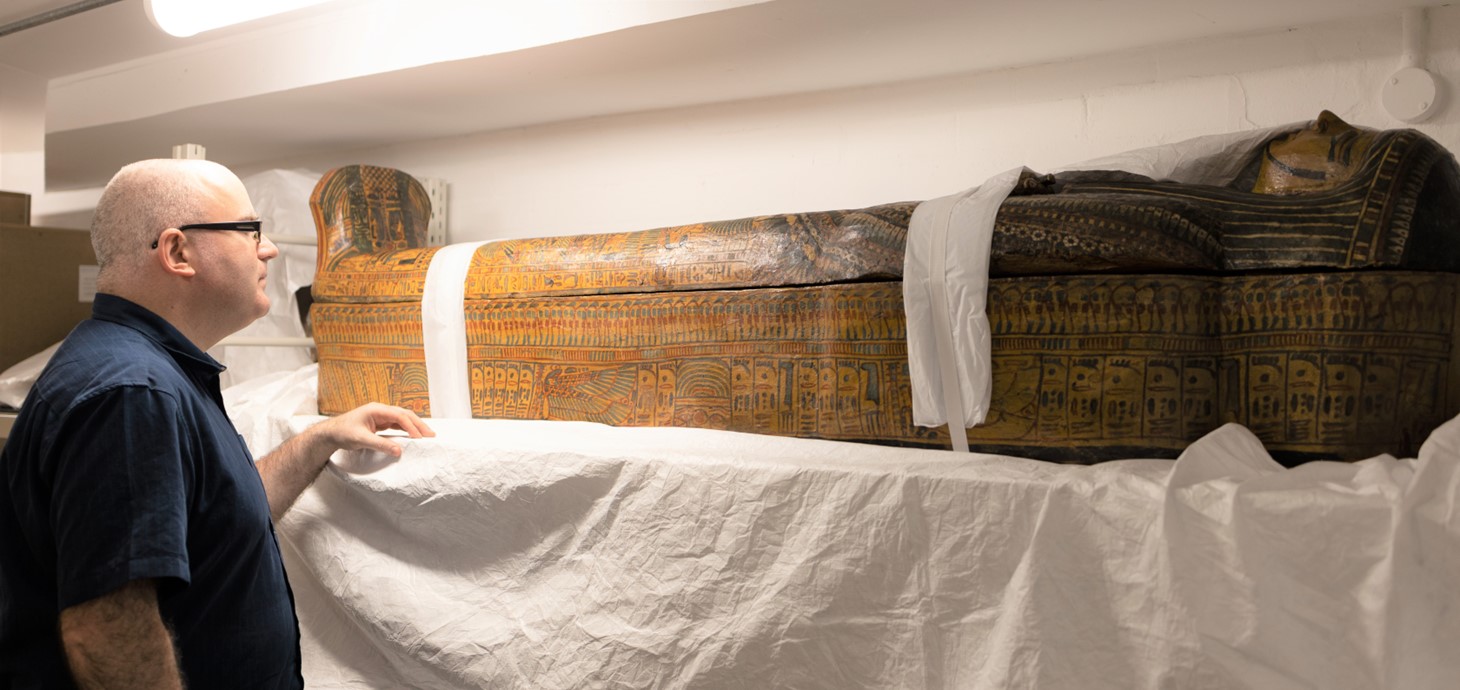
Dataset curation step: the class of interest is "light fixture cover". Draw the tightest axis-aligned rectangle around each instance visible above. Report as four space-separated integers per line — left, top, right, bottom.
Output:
144 0 335 37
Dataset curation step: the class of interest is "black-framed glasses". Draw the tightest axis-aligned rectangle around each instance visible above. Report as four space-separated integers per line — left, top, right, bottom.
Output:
151 220 263 249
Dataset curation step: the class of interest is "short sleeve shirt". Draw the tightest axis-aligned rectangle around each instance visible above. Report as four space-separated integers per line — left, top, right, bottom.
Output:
0 294 303 689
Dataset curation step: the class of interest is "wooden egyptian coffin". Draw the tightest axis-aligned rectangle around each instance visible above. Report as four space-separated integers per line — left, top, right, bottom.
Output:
309 116 1460 463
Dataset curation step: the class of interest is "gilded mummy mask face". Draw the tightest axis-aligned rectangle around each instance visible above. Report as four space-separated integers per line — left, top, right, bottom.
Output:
1253 110 1378 195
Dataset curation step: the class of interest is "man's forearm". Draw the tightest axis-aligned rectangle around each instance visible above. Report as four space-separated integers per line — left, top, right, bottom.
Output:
255 403 434 520
60 580 185 690
256 431 333 521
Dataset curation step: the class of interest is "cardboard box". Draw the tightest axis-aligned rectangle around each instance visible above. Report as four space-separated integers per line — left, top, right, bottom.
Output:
0 223 97 373
0 192 30 225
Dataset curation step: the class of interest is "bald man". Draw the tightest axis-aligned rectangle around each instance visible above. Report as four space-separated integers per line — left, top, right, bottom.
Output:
0 159 434 689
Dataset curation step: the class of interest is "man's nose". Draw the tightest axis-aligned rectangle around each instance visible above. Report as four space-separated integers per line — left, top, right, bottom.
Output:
259 234 280 260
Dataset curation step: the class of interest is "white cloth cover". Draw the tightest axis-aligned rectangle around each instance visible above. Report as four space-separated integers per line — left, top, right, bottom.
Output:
0 341 61 409
904 125 1289 429
225 370 1460 690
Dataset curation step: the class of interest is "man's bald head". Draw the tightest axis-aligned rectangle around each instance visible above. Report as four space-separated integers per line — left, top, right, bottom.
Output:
91 159 246 287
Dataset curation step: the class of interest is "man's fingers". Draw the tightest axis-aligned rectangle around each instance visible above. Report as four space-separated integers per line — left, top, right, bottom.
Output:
327 404 436 456
371 405 435 438
357 434 404 457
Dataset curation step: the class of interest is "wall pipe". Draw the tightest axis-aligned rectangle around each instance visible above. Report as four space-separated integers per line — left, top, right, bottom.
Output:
0 0 125 39
1382 7 1439 123
1400 7 1424 69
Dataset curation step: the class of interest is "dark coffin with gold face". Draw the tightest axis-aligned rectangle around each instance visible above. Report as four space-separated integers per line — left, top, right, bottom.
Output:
309 113 1460 464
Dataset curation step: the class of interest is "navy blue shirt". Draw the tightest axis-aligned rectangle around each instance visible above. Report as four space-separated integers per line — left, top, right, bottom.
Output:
0 294 302 689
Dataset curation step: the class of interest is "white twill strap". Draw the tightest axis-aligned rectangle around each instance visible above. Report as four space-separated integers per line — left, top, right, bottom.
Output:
421 241 489 419
923 194 971 453
905 167 1025 452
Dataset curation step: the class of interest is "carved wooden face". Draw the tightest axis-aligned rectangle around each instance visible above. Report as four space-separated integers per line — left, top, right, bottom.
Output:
1253 110 1378 195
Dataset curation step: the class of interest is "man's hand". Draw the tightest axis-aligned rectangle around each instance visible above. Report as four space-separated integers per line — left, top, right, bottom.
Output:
257 403 434 519
306 402 436 459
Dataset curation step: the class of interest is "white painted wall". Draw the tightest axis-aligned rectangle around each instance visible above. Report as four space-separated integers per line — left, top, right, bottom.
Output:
46 7 1460 240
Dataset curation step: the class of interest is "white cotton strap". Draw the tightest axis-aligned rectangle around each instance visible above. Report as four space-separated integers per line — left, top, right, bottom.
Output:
905 167 1026 451
421 241 488 419
924 194 972 453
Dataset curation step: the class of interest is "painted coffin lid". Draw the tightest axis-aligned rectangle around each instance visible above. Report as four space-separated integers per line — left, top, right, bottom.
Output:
310 163 911 304
311 121 1460 306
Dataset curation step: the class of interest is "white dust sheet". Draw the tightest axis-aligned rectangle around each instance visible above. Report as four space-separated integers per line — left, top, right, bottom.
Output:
226 367 1460 689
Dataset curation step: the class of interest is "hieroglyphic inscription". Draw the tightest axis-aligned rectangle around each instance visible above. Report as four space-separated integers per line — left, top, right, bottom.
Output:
970 276 1222 459
1213 272 1458 458
313 302 428 413
315 271 1458 462
312 248 440 303
456 284 928 444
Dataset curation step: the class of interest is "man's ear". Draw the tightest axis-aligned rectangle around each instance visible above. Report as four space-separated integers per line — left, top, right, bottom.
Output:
155 228 197 278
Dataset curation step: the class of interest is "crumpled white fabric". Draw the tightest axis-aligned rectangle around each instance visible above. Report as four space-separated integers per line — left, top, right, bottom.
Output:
0 341 61 409
904 124 1291 430
227 369 1460 690
222 362 321 456
1058 126 1286 185
1164 416 1460 690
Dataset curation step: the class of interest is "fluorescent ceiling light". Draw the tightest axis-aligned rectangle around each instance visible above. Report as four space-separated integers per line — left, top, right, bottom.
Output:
145 0 338 38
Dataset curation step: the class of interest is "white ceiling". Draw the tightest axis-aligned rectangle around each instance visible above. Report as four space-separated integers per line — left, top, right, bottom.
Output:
0 0 1439 191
